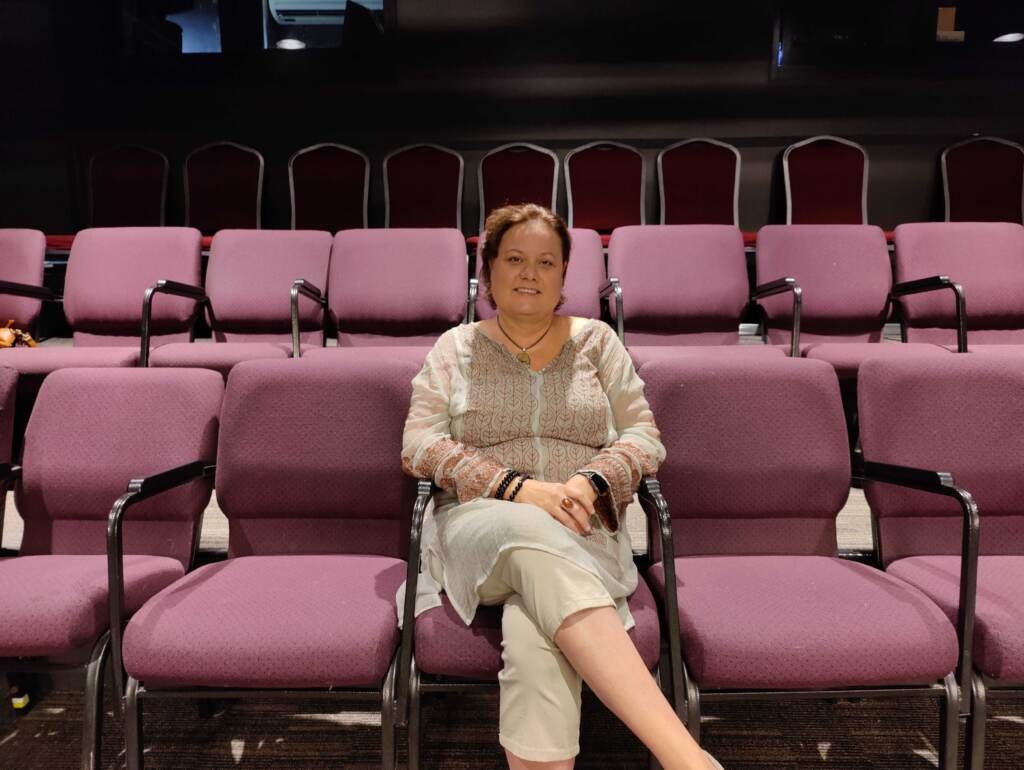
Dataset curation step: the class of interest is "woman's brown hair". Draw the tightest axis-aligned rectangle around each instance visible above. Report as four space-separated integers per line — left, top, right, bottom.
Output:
479 204 572 309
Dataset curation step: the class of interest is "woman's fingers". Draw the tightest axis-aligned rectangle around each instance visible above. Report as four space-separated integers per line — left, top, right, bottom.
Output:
556 496 593 535
547 502 586 534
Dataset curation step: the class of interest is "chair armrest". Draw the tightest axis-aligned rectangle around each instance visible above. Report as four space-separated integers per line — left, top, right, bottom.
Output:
396 478 435 725
857 459 978 716
465 278 478 324
0 465 22 547
140 280 208 367
290 279 327 358
890 275 967 353
599 278 624 343
751 277 802 357
106 460 215 710
0 280 58 302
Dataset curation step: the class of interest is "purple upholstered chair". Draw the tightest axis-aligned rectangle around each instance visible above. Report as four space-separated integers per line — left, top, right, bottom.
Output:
0 367 221 770
859 356 1024 770
472 228 604 321
147 229 333 376
315 228 469 348
118 357 420 770
0 228 46 334
640 356 962 767
783 135 868 225
605 225 788 367
894 222 1024 351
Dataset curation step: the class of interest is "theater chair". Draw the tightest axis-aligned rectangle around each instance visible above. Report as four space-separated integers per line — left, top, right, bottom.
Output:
783 135 868 225
185 141 264 234
565 141 645 247
301 228 469 354
89 145 168 227
117 357 420 770
657 138 741 226
472 228 605 322
0 367 221 770
0 228 46 337
640 356 964 769
894 222 1024 352
859 356 1024 770
144 229 332 376
0 366 17 542
384 144 464 229
289 142 370 231
604 225 791 367
478 143 559 231
942 136 1024 225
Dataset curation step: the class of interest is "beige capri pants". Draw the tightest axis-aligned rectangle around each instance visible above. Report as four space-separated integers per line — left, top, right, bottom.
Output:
477 547 616 762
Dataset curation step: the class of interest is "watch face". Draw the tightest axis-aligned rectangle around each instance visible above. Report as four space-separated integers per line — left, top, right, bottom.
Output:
586 471 609 495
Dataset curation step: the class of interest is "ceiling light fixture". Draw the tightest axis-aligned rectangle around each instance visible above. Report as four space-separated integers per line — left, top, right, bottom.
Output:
276 38 307 50
993 32 1024 43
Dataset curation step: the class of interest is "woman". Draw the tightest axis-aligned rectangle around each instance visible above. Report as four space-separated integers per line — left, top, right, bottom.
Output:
402 204 722 770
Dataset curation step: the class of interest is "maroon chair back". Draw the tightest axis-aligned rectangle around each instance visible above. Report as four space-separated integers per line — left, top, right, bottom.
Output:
478 143 558 230
384 144 464 229
89 145 168 227
942 136 1024 224
756 224 891 345
641 356 849 561
289 143 369 231
16 368 221 565
859 356 1024 564
893 222 1024 345
0 229 46 330
185 141 264 234
658 139 740 226
565 142 645 234
474 228 603 321
217 357 420 557
784 136 867 225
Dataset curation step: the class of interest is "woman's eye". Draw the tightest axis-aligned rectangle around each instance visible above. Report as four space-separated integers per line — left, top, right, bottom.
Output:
506 255 521 263
541 260 555 268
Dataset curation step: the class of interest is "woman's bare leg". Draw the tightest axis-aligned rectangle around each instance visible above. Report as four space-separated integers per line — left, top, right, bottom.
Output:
505 751 574 770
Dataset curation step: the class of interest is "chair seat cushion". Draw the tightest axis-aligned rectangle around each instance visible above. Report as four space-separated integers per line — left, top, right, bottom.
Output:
303 346 430 366
150 342 289 377
0 346 138 374
414 576 661 678
630 344 784 369
0 555 184 657
123 555 405 688
804 342 949 379
647 555 958 689
964 344 1024 356
887 555 1024 682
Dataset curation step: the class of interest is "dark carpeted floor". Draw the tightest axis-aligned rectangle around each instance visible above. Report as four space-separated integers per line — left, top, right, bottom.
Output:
1 685 1021 769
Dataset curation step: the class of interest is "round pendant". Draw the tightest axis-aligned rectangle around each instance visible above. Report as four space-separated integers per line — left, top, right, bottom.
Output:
516 350 531 365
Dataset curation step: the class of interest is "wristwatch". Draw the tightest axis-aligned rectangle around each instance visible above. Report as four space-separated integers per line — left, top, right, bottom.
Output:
576 470 610 497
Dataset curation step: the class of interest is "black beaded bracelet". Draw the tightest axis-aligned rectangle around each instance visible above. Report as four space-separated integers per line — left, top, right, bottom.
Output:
509 474 529 501
494 469 519 500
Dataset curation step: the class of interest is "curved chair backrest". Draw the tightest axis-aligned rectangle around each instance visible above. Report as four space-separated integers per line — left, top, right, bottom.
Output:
384 144 464 229
474 228 604 321
893 222 1024 345
328 228 468 346
89 145 168 227
205 229 332 344
185 141 265 234
641 356 849 561
658 138 740 226
942 136 1024 224
783 135 868 225
756 224 890 345
478 143 559 231
16 367 222 565
565 141 645 233
607 225 747 346
63 227 203 347
289 143 370 231
217 356 421 557
0 228 46 330
859 356 1024 563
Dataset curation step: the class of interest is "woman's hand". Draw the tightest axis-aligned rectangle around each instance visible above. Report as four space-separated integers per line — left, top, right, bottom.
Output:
514 478 595 535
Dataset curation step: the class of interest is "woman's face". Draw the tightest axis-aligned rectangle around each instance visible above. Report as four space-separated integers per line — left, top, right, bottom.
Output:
489 220 566 319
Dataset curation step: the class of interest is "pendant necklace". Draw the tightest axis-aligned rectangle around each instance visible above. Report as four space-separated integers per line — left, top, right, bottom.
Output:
496 314 555 366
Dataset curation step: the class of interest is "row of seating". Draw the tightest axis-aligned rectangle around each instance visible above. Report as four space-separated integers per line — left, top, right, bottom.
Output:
86 135 1024 237
0 354 1018 769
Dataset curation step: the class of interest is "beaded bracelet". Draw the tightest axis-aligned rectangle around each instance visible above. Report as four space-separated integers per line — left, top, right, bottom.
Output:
494 469 519 500
509 474 529 501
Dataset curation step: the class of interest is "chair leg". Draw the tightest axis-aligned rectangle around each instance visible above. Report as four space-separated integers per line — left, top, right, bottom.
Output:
80 632 110 770
408 661 421 770
381 655 397 770
683 667 701 743
938 673 961 770
125 676 144 770
965 675 987 770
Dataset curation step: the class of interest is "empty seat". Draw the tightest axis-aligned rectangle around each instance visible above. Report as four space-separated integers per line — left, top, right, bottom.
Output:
89 145 168 227
641 356 961 766
0 367 221 769
185 141 264 234
784 135 868 225
0 228 46 333
658 138 740 226
384 144 464 229
478 143 559 231
565 141 645 246
289 143 370 231
942 136 1024 224
148 229 332 376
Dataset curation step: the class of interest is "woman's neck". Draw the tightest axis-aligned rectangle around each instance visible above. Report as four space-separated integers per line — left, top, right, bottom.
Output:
495 312 558 346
